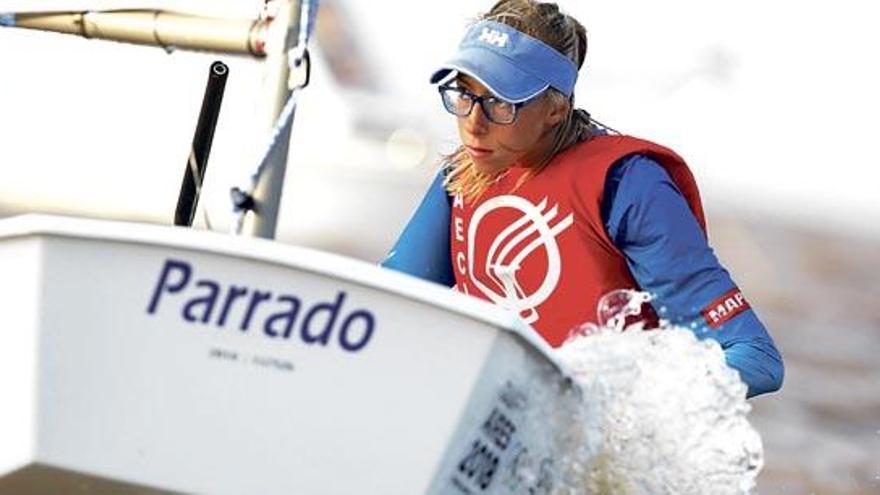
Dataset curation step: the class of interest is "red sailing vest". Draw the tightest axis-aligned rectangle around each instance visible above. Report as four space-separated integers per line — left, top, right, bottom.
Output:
450 135 707 347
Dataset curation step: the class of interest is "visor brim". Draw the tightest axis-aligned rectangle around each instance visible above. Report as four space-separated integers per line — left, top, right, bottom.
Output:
429 48 549 103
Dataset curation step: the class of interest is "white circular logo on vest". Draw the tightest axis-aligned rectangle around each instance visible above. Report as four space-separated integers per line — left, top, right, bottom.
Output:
468 196 573 324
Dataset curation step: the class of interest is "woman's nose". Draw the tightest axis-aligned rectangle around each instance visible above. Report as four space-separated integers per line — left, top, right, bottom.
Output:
462 102 488 135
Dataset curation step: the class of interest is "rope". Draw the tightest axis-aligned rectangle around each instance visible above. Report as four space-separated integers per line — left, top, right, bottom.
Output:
231 0 319 235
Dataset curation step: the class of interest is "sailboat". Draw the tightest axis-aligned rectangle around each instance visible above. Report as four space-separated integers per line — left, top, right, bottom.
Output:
0 2 575 493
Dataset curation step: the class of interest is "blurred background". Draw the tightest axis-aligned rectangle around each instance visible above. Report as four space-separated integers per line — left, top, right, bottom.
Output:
0 0 878 493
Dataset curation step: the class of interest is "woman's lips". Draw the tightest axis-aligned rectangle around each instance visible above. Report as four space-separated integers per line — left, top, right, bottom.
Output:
465 145 493 158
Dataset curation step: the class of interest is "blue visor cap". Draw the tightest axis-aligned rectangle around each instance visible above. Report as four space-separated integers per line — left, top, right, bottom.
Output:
430 20 578 103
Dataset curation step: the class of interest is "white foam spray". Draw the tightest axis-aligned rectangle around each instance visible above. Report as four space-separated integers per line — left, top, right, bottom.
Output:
546 289 763 495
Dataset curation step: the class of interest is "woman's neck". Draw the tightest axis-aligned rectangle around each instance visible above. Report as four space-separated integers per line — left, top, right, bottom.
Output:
519 125 560 169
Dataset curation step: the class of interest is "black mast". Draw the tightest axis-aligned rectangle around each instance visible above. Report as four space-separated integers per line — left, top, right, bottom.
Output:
175 61 229 227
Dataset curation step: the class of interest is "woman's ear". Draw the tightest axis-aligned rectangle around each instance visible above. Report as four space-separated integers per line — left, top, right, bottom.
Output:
545 96 569 127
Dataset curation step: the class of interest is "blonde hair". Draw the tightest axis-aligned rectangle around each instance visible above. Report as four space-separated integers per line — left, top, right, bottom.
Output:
444 0 598 201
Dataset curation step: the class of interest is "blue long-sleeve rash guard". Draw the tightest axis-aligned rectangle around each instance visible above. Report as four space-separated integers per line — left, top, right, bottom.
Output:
382 156 784 398
602 156 783 397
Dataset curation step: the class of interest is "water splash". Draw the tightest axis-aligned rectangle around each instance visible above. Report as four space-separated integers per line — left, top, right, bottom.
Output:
550 290 763 495
567 289 654 339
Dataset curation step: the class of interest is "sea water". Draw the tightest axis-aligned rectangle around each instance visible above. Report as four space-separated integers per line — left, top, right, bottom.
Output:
541 290 763 494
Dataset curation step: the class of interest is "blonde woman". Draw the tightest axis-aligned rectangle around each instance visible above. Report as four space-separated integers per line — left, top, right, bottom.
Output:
383 0 782 397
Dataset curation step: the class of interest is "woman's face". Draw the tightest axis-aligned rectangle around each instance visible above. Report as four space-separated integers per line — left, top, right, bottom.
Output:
455 75 565 176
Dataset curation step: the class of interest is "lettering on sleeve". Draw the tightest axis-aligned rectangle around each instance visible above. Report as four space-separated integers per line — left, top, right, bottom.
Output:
701 288 751 329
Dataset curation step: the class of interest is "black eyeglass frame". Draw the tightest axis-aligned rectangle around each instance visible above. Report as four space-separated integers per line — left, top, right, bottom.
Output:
438 84 538 125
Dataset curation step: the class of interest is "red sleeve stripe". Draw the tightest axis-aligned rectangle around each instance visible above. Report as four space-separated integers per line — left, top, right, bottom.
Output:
701 288 751 329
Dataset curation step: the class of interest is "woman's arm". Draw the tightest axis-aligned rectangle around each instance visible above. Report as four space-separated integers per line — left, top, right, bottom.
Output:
380 170 456 286
603 155 784 397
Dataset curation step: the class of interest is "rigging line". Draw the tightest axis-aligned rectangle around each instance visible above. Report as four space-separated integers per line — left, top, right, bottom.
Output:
231 0 319 235
231 88 302 235
187 150 216 231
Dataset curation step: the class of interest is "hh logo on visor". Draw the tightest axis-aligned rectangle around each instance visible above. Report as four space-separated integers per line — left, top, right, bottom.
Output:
479 27 509 48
